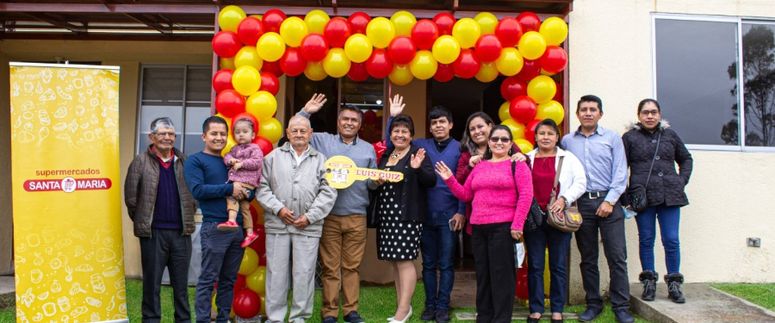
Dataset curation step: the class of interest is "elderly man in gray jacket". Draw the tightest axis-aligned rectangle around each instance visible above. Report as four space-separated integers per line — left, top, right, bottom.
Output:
257 115 337 323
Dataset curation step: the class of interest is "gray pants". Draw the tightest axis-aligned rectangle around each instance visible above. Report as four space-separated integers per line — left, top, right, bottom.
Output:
265 233 320 323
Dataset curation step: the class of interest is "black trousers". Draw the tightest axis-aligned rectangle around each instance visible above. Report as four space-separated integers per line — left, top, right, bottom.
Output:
575 196 630 311
139 228 193 323
472 222 515 323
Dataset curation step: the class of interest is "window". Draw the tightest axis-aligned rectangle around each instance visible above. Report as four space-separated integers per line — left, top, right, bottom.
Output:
136 65 211 155
654 15 775 150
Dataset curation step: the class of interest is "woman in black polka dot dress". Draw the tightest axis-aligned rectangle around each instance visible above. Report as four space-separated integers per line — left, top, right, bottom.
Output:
367 112 435 323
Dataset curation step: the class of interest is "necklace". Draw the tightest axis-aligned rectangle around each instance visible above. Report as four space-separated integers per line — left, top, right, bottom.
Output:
390 149 409 159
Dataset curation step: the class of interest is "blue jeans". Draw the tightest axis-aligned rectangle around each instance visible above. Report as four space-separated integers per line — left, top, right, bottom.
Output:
195 221 245 323
421 223 456 311
636 205 681 274
524 225 572 314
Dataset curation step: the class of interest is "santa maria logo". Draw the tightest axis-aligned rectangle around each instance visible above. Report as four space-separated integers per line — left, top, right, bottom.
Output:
24 177 112 192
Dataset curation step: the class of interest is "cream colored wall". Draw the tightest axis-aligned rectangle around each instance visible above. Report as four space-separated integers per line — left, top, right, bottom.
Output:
0 39 212 278
566 0 775 300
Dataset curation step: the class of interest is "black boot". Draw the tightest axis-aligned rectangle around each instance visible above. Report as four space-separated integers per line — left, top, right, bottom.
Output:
639 271 658 301
665 273 686 303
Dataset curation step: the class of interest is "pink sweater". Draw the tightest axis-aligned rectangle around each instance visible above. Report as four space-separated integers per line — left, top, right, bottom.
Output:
444 159 534 230
224 143 264 187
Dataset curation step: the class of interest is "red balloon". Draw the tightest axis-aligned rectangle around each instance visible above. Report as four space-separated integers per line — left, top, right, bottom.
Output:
411 19 439 50
248 226 266 255
525 119 541 144
300 33 328 62
232 112 260 136
212 31 242 58
324 17 352 48
509 96 537 125
253 136 274 156
518 59 542 81
434 64 455 82
279 47 307 77
262 9 286 33
433 12 456 35
237 16 263 46
261 60 284 77
500 76 527 101
495 17 523 47
365 49 393 79
517 12 541 32
232 289 261 318
212 69 234 93
235 275 247 291
259 72 279 95
215 89 246 118
453 49 480 79
474 34 503 63
539 46 568 74
387 37 416 65
348 12 371 34
347 62 369 81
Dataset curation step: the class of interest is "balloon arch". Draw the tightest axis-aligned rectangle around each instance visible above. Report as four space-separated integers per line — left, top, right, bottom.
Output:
211 5 568 318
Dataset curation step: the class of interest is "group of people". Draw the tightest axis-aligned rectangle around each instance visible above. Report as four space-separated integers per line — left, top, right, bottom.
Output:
124 91 693 323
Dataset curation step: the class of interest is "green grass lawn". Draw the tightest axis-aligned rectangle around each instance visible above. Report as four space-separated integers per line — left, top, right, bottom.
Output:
712 283 775 311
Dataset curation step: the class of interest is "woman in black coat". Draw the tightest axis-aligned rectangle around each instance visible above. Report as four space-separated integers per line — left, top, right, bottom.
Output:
622 99 693 304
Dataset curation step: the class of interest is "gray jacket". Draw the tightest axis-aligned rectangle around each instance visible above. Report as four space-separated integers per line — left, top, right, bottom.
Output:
256 143 337 237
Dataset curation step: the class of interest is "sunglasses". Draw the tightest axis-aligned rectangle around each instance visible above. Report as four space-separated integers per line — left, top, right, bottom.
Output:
489 136 511 143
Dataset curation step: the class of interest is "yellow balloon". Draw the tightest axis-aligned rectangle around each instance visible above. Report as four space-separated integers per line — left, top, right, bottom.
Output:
218 5 246 33
259 117 283 143
366 17 396 49
246 266 267 295
452 18 481 49
279 16 308 47
518 31 547 60
257 32 286 62
536 100 565 124
391 10 417 37
498 102 511 122
219 57 235 70
344 34 373 63
389 64 414 86
495 47 524 76
474 12 498 35
323 48 352 78
234 46 263 70
527 75 557 104
409 50 438 80
232 65 261 96
514 138 534 153
246 91 278 121
238 247 259 275
539 17 569 46
475 62 498 83
304 61 328 81
502 119 526 139
305 9 330 34
431 35 461 65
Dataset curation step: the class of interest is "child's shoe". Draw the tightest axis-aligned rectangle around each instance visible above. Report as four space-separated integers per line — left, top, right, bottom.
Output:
241 231 259 248
217 220 239 232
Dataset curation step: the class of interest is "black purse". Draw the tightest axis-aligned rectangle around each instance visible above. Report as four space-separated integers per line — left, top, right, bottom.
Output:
626 132 661 212
512 161 544 232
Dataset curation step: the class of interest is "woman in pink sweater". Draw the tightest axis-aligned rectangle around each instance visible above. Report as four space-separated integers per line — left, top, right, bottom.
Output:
435 125 533 323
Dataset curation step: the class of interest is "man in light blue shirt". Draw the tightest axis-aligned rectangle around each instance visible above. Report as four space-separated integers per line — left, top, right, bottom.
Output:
561 95 633 323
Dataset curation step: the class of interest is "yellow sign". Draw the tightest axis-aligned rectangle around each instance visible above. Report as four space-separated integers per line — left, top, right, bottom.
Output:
10 63 127 322
324 155 403 189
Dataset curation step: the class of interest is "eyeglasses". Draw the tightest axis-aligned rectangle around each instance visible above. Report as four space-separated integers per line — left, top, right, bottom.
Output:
153 132 176 138
489 136 511 143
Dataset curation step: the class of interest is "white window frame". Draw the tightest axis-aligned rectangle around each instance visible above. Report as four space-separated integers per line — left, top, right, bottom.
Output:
652 13 775 152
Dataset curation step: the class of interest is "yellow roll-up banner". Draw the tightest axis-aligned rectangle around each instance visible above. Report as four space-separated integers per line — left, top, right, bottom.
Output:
10 63 127 322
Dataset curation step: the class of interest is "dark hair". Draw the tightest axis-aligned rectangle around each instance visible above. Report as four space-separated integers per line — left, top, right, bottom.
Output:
202 115 229 133
460 112 494 153
233 118 255 133
577 94 603 113
428 105 453 123
535 118 562 149
390 114 415 136
339 105 363 121
483 125 515 160
637 98 661 113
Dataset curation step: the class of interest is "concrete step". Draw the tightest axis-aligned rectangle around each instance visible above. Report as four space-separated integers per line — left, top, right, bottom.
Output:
630 283 775 323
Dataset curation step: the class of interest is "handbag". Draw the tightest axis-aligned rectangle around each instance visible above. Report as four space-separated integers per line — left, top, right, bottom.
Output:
512 161 544 233
546 156 583 233
626 132 662 212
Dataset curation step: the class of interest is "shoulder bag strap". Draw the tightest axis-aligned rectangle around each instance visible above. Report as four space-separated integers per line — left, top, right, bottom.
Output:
549 155 565 204
644 132 663 188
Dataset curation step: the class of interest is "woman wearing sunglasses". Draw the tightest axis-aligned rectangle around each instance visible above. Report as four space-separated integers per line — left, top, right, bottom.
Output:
434 125 534 323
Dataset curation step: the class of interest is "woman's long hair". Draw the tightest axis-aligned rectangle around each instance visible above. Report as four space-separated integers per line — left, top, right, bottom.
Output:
483 125 516 160
460 112 495 154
